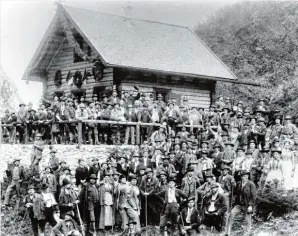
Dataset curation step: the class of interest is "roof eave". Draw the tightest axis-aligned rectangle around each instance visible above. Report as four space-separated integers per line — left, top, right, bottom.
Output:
109 64 260 86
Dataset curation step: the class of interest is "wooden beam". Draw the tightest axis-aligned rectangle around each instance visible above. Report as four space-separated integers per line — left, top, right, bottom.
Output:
46 38 66 71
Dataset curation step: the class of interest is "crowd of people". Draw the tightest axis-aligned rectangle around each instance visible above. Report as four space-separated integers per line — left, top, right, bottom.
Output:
2 92 298 236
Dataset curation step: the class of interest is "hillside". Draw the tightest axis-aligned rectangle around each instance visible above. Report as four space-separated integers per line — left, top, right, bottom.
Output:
0 66 20 116
195 1 298 115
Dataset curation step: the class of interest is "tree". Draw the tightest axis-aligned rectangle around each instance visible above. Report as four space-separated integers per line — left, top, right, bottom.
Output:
0 66 20 116
195 1 298 116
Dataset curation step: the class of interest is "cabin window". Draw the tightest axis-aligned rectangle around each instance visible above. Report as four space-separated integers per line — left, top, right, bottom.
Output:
93 86 106 100
54 91 64 99
73 33 92 63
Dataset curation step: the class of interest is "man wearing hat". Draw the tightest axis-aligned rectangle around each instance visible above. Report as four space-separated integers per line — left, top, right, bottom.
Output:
59 179 79 219
53 211 79 236
218 165 235 197
157 171 168 191
222 142 236 166
139 168 161 226
140 149 152 169
65 98 77 144
75 159 89 190
156 93 167 113
49 148 60 179
157 155 177 178
30 132 45 169
270 116 283 140
161 101 181 134
129 151 142 175
177 196 200 236
86 101 99 145
227 170 257 236
155 176 187 235
150 125 167 149
17 103 27 143
255 117 267 146
23 185 38 236
26 108 38 142
199 150 215 179
181 166 201 202
79 174 100 235
4 157 25 207
207 105 220 126
42 166 57 195
124 104 138 145
139 102 154 140
281 115 298 140
108 88 120 104
149 100 162 124
201 182 228 233
120 219 141 236
232 147 246 182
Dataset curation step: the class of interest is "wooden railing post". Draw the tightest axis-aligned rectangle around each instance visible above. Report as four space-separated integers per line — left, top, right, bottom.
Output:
25 126 28 144
78 122 82 149
136 123 140 145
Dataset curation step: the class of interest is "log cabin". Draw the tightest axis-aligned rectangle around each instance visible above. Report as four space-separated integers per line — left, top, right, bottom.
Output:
22 3 244 109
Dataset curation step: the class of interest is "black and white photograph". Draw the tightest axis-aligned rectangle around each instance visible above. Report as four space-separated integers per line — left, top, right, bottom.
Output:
1 0 298 235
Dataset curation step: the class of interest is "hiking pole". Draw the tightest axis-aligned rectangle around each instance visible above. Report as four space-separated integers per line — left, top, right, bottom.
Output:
76 203 85 236
17 208 28 236
145 195 148 235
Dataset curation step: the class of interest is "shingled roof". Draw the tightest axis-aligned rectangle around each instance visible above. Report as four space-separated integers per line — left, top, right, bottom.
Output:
62 5 237 81
23 4 239 82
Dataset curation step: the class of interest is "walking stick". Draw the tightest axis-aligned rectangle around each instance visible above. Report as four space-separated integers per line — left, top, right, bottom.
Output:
76 203 85 236
145 195 148 229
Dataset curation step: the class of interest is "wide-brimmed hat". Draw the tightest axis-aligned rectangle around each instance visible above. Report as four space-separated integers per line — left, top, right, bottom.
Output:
88 174 98 180
65 211 75 218
19 103 26 107
62 178 71 186
128 174 138 181
246 150 253 155
225 142 234 146
222 165 231 171
168 176 177 183
187 166 195 172
236 147 245 152
145 168 153 174
240 170 250 176
112 171 121 176
50 149 57 154
157 94 163 98
186 196 196 202
205 173 214 178
210 183 219 189
271 148 282 154
35 133 43 137
27 185 35 190
13 157 21 163
41 183 49 190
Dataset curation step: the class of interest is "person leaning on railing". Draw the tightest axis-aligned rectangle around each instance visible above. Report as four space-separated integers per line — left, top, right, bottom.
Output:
75 103 88 144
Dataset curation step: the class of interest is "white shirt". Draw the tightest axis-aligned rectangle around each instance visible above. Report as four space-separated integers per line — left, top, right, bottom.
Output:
186 208 193 223
168 187 177 203
208 193 218 212
42 192 57 208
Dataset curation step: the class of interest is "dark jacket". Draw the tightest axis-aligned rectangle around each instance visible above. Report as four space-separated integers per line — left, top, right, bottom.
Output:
178 207 200 230
234 180 257 208
23 194 38 218
156 187 187 212
75 166 89 186
6 165 25 181
202 193 228 217
181 176 201 198
139 176 159 195
218 174 235 194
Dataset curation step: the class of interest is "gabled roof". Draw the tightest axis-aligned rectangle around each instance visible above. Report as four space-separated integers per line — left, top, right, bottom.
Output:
23 4 239 82
62 5 237 81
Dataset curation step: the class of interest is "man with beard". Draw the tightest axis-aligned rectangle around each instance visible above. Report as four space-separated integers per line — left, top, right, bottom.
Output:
139 168 161 226
181 166 201 203
23 185 38 236
59 179 79 219
201 183 228 233
79 174 100 235
157 156 176 177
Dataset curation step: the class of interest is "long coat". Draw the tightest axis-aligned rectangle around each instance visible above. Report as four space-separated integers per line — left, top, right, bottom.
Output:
234 180 257 209
218 174 235 194
181 176 201 198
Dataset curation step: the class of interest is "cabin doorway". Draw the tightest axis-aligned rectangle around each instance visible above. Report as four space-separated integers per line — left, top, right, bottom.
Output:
93 86 106 100
71 89 86 101
153 88 170 102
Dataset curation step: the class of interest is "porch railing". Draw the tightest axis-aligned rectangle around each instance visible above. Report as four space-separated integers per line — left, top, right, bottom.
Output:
0 120 210 148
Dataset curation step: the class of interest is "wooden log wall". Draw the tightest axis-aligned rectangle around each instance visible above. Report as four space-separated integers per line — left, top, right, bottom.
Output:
45 39 113 100
116 69 213 109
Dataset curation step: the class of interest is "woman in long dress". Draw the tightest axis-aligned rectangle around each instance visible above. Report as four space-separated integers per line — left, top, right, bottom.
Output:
281 139 294 190
99 173 114 230
265 149 284 189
